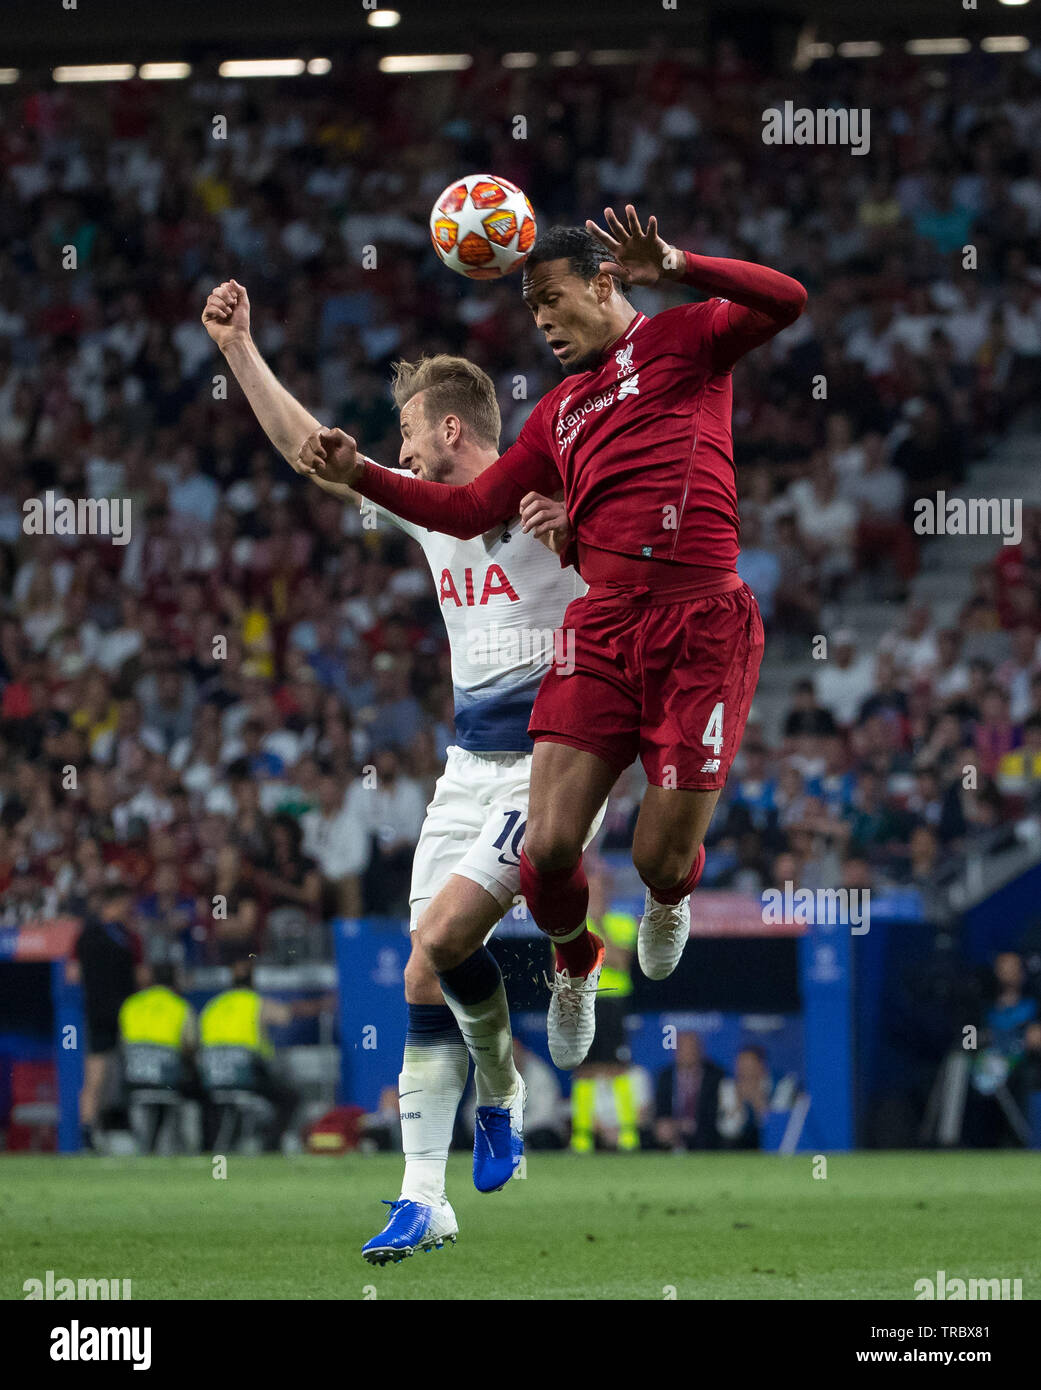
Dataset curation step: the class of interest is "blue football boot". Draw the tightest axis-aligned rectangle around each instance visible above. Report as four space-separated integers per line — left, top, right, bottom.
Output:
473 1078 526 1193
361 1196 458 1265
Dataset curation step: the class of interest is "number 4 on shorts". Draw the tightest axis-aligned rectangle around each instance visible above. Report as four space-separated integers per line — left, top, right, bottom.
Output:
701 702 724 756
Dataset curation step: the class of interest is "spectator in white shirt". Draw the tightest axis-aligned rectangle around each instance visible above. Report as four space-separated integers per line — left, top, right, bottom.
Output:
815 631 878 727
940 278 993 366
927 628 972 702
787 456 858 596
1003 280 1041 413
996 625 1041 723
889 285 940 356
348 749 427 916
845 433 917 593
113 754 176 837
301 774 371 917
880 604 939 680
824 411 866 480
845 300 896 376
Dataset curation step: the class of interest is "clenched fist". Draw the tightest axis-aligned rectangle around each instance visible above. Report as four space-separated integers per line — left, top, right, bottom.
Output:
201 279 251 349
294 427 362 487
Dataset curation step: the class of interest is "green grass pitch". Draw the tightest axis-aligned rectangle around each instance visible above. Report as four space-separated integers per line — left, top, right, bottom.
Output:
2 1151 1038 1300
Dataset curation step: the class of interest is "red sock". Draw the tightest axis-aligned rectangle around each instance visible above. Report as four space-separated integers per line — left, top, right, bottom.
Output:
640 843 706 905
519 850 597 976
519 850 588 936
553 930 599 978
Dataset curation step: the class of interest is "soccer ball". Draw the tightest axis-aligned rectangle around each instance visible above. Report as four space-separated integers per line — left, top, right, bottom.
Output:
429 174 537 280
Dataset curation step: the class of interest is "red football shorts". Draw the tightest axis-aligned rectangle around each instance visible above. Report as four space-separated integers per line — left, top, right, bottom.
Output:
528 578 764 791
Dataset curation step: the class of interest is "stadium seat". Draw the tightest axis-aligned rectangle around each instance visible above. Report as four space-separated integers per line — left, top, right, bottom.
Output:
200 1046 276 1152
127 1089 187 1156
266 907 327 965
209 1090 276 1154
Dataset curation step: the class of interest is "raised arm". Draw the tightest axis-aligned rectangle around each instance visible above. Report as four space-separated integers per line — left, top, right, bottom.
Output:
586 205 807 371
669 249 807 370
202 279 361 503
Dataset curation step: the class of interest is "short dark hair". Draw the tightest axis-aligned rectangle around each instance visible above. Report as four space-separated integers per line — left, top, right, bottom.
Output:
525 226 620 289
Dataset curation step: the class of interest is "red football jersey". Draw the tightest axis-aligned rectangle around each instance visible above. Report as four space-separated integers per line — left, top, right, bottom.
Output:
503 301 752 571
353 252 806 583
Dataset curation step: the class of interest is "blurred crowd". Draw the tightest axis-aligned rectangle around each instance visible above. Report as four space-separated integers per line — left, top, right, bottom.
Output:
363 1030 800 1155
2 41 1041 959
701 505 1041 895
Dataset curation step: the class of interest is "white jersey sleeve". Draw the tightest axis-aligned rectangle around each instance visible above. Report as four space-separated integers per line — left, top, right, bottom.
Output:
359 459 426 543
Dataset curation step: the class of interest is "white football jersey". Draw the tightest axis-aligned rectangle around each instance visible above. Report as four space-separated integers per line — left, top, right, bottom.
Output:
367 467 585 753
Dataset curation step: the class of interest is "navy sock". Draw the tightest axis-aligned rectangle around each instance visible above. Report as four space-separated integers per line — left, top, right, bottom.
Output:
438 946 502 1006
405 1002 460 1043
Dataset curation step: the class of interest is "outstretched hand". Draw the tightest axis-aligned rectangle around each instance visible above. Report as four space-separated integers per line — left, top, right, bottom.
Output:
585 205 682 287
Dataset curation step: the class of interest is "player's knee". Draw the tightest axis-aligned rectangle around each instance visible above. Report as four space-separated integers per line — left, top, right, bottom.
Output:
403 944 441 1004
632 843 692 890
415 908 469 974
522 818 584 872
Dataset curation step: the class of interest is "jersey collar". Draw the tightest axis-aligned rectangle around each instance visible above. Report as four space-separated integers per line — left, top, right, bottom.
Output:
598 312 646 369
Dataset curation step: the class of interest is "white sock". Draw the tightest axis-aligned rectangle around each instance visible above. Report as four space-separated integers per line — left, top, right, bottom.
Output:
398 1025 469 1205
442 979 521 1108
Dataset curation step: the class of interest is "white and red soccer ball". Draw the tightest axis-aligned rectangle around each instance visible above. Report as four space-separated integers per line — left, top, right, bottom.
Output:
429 173 537 280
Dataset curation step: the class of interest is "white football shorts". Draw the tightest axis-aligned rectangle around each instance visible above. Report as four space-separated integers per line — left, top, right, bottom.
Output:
408 744 607 931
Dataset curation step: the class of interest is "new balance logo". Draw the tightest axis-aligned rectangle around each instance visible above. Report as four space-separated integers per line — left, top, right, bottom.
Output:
618 373 640 399
700 759 720 773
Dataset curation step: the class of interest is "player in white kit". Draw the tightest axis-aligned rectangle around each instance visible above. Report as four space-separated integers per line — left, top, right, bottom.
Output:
202 281 604 1265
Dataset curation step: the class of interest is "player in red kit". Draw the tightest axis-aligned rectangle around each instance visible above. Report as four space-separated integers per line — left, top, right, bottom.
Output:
302 207 807 1068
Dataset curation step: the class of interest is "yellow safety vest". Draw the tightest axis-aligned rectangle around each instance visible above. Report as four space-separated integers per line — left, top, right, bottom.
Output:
199 988 273 1059
589 910 637 999
118 986 191 1050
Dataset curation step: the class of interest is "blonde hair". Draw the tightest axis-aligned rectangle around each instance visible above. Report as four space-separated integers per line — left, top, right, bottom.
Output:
391 355 501 449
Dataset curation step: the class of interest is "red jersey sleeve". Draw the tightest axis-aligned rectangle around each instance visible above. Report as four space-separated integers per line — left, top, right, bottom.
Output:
353 402 561 540
677 251 807 373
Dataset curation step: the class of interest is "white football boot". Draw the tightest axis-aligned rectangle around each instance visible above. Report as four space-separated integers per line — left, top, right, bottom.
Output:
638 844 704 980
546 933 605 1069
